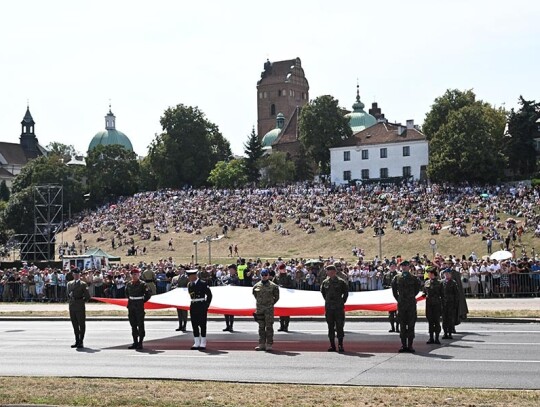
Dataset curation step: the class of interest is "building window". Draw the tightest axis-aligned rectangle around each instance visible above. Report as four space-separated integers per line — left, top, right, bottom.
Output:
270 104 276 116
380 148 387 158
302 92 306 100
361 169 369 179
343 171 351 181
263 91 267 98
361 150 369 160
403 146 410 156
259 92 263 99
380 168 388 178
343 151 350 161
278 90 282 97
403 166 411 177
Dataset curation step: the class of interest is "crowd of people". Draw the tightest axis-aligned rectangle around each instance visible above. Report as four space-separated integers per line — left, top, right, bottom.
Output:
67 182 540 249
1 251 540 303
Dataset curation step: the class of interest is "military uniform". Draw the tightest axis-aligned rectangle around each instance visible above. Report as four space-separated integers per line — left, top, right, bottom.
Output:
442 273 459 339
321 272 349 352
141 268 157 295
187 271 212 350
391 262 421 352
67 272 91 348
273 269 293 332
423 274 443 344
252 274 280 351
384 268 400 333
172 272 189 332
125 273 151 349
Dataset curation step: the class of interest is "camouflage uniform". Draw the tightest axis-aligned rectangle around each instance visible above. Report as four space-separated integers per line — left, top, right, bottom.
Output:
423 277 443 343
252 279 280 349
442 276 459 339
67 277 91 348
321 275 349 351
392 270 421 352
141 269 156 295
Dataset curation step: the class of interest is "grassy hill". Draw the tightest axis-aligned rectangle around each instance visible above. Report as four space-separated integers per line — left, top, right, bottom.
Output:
59 216 538 265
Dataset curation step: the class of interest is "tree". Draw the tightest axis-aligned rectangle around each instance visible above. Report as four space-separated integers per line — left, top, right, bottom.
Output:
138 156 158 192
86 144 140 205
46 142 77 163
0 180 10 201
505 96 540 178
427 96 507 183
6 154 86 234
207 159 248 188
243 127 263 184
293 144 314 182
423 89 477 141
260 152 296 186
299 95 352 175
148 104 232 188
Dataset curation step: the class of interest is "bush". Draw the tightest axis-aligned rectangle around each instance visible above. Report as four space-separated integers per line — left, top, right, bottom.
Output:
531 179 540 187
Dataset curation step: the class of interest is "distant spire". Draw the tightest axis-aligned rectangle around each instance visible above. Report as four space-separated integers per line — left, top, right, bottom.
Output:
105 101 116 130
352 82 365 111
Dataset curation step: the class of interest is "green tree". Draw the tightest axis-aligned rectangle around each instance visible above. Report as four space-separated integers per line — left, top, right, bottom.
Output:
46 142 77 163
423 89 477 141
299 95 352 175
0 180 10 201
260 152 296 186
427 100 507 183
243 127 263 184
505 96 540 178
138 156 158 192
207 159 248 188
6 155 86 233
293 144 314 181
86 144 140 205
148 104 232 188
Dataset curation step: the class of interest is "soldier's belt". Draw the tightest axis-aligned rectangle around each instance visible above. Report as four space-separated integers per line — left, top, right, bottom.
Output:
191 298 206 303
129 296 144 300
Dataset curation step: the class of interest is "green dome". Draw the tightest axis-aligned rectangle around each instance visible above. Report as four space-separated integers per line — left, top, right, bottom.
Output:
345 86 376 133
89 129 133 152
88 108 133 152
262 128 282 147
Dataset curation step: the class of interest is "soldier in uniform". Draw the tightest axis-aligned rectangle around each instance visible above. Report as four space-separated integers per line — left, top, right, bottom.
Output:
442 268 459 339
384 262 400 333
141 266 157 296
171 267 189 332
321 264 349 352
273 263 293 332
66 268 91 348
444 258 469 331
423 266 443 344
252 268 280 351
223 263 240 332
391 260 421 353
125 269 151 349
187 269 213 350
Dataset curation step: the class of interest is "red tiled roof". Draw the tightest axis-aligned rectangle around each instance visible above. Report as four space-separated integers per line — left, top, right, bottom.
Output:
338 122 426 147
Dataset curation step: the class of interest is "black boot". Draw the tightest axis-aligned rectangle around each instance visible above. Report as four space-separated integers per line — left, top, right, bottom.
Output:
136 338 143 350
328 339 336 352
427 334 434 344
278 321 285 332
398 337 408 353
338 338 344 353
77 335 84 349
389 323 395 333
128 336 138 349
408 338 415 353
434 333 441 345
71 338 79 348
176 325 182 331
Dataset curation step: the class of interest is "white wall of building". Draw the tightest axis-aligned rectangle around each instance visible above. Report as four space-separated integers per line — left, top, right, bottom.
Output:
330 139 429 184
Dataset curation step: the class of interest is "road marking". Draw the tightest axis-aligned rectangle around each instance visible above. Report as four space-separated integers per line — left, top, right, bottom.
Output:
444 359 540 363
123 354 228 358
459 342 540 346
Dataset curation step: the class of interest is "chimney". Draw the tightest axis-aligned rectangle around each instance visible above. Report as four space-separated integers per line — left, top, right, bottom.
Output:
406 119 414 129
397 125 405 136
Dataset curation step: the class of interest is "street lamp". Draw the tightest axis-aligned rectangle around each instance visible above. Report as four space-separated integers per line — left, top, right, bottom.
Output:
193 240 198 264
205 236 212 264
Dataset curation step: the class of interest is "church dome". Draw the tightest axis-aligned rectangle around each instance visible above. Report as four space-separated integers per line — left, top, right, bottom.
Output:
262 113 285 148
345 85 376 133
88 107 133 152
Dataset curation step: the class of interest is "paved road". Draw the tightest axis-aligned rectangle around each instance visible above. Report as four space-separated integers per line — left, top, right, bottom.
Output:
1 320 539 389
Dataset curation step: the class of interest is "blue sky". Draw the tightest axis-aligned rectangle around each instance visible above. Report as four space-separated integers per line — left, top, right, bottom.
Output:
1 0 538 156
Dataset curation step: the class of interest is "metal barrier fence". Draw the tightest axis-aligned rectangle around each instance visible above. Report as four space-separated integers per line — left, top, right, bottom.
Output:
1 272 539 302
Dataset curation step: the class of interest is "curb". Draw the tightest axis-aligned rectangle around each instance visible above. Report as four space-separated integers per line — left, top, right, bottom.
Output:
1 316 538 324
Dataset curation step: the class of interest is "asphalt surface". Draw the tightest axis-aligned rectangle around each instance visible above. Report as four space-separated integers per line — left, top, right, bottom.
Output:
1 320 539 389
